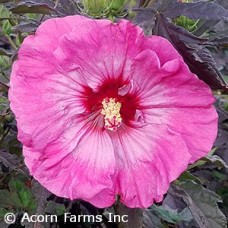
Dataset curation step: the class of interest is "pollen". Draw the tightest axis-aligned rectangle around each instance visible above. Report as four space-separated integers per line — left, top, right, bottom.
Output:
101 98 122 131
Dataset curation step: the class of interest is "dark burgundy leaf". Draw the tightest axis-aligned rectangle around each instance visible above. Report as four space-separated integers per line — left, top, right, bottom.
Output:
115 203 143 228
11 1 55 14
170 183 227 228
0 149 20 169
193 19 220 37
152 14 228 91
31 180 51 227
162 1 228 20
134 7 156 22
0 0 15 2
31 180 50 212
209 30 228 46
157 0 173 12
210 37 228 47
55 0 79 16
215 0 228 9
19 0 55 8
214 99 228 148
143 209 167 228
13 21 40 33
136 0 228 36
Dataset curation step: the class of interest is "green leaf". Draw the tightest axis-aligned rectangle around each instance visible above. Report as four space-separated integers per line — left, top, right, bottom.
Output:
0 4 11 19
143 209 168 228
0 56 11 70
187 159 206 170
171 182 227 228
188 148 228 170
212 170 228 181
150 205 192 224
2 20 12 35
0 208 10 219
174 15 198 32
8 177 37 212
45 201 66 216
178 171 202 184
0 190 23 209
204 155 228 169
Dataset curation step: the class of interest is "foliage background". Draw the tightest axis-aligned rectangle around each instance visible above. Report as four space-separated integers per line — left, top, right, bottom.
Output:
0 0 228 227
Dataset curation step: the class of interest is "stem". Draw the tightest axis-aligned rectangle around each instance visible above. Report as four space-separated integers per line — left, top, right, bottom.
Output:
189 19 200 32
54 0 59 8
1 72 9 82
0 127 10 144
5 34 17 50
142 0 156 8
39 14 45 23
114 202 143 228
108 14 115 23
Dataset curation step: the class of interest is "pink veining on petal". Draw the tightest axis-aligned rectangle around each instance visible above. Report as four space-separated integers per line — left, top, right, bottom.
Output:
9 16 218 208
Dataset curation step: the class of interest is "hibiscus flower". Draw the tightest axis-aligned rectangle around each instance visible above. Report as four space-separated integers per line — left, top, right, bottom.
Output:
9 15 218 208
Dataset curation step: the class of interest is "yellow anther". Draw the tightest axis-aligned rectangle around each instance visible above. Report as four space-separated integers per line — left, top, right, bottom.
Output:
101 98 122 131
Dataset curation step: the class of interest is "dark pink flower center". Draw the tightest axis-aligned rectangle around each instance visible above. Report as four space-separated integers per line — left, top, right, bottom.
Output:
83 78 139 130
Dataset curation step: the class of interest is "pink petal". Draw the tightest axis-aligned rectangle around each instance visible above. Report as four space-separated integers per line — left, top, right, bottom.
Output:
9 63 86 149
23 121 117 208
143 35 183 65
131 48 217 164
9 18 92 149
21 15 89 54
113 125 191 208
55 19 144 90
